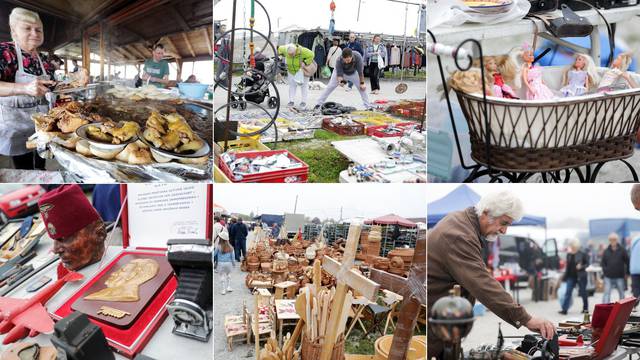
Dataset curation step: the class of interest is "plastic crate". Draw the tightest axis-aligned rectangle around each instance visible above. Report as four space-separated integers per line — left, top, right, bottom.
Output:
366 122 422 137
214 165 231 183
217 149 309 183
321 118 365 136
216 138 269 152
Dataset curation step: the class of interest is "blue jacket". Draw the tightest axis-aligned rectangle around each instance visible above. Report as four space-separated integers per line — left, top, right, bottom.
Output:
217 249 236 265
234 222 248 242
345 41 363 57
630 237 640 275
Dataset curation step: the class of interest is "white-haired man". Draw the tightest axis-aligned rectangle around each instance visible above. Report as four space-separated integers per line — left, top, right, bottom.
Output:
428 190 555 359
601 232 629 304
277 43 314 108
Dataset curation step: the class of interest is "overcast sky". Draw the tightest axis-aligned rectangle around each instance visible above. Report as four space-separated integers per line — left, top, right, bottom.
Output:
214 0 424 37
428 184 640 242
215 184 425 220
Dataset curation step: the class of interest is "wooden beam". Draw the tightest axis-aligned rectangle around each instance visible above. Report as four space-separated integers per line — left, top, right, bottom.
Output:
99 23 105 80
4 0 81 22
82 30 90 76
108 0 171 27
135 43 152 58
202 28 212 56
126 45 146 60
162 36 181 59
170 4 191 32
176 58 182 81
182 33 196 58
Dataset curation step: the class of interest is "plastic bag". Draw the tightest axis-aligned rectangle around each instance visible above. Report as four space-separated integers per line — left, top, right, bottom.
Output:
293 69 304 85
321 65 332 79
429 0 530 28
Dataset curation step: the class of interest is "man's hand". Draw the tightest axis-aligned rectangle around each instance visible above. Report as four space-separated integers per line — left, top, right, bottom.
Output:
337 76 344 86
21 79 55 97
525 316 555 339
359 83 366 91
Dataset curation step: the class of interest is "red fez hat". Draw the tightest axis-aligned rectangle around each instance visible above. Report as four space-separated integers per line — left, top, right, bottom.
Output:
37 185 101 240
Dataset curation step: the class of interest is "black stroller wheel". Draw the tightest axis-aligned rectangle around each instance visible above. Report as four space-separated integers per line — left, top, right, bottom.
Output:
268 97 278 109
239 101 247 111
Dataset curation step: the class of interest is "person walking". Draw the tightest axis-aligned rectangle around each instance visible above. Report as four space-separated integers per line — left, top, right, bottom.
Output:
364 34 387 95
326 38 342 72
602 232 629 303
233 218 248 262
560 238 590 315
216 231 235 295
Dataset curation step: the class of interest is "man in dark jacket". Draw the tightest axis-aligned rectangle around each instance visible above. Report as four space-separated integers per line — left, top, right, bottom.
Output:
428 191 554 359
601 232 629 303
560 238 589 314
228 217 237 248
234 218 248 262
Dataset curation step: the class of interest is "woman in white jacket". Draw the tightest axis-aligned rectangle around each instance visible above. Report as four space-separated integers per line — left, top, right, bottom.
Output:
326 38 342 72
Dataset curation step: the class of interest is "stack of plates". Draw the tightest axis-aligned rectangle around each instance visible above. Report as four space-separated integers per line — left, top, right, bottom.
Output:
463 0 514 14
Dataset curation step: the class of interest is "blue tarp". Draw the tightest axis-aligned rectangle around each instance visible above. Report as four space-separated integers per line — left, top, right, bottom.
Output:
254 214 284 226
428 185 547 228
589 218 640 248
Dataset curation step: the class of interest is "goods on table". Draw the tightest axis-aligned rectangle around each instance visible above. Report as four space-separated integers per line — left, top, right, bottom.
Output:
84 259 159 302
105 85 177 101
142 112 205 154
221 152 303 175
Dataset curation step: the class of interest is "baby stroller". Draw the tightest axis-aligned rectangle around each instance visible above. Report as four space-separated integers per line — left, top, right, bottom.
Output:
231 54 279 110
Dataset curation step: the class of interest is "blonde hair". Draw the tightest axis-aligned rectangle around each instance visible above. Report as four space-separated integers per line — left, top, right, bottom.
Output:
477 55 518 88
569 238 581 251
563 53 600 90
9 7 42 30
616 52 633 72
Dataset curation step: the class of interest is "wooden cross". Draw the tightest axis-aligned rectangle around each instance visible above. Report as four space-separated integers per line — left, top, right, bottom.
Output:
370 230 426 360
320 224 380 360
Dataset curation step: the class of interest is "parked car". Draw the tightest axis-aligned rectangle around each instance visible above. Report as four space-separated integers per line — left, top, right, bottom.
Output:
0 185 47 223
490 235 560 281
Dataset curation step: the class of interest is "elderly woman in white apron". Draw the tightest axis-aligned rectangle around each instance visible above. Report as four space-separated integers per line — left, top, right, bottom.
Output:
0 8 55 170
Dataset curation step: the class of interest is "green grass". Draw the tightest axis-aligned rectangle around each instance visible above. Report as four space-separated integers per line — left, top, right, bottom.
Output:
382 70 426 81
266 130 356 183
344 320 427 355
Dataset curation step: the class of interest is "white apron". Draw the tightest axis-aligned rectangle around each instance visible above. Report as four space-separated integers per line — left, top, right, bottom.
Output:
0 42 50 155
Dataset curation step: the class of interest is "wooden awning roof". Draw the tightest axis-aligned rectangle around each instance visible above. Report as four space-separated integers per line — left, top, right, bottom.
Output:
0 0 212 64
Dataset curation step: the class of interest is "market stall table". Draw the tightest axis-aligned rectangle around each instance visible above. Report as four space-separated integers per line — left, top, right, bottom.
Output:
331 138 425 183
274 299 299 347
0 239 211 359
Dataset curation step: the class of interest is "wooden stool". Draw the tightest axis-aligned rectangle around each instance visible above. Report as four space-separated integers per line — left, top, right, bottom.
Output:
274 281 298 300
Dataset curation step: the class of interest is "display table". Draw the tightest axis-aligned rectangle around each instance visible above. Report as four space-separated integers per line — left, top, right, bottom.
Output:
0 236 211 359
274 299 299 347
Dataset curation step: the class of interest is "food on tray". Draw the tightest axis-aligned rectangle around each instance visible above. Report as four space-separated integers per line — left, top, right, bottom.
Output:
33 101 89 134
84 258 159 302
85 121 139 144
106 85 176 101
89 146 121 160
142 111 204 154
53 69 90 92
75 139 91 156
115 142 153 165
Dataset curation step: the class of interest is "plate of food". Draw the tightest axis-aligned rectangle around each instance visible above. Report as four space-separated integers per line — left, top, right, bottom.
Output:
76 121 140 160
139 111 211 162
464 0 513 12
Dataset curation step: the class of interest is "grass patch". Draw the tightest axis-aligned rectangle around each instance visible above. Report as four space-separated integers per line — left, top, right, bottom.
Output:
266 129 356 183
344 320 427 355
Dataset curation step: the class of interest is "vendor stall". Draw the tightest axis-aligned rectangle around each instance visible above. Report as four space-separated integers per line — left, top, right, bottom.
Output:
0 184 213 359
0 1 213 182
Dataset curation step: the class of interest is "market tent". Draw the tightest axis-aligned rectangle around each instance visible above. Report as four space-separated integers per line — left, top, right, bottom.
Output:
589 218 640 248
427 185 547 229
365 214 417 228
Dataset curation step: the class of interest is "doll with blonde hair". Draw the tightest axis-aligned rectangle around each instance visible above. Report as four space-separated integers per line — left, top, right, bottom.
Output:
561 53 599 97
598 52 637 91
482 55 519 98
520 43 555 100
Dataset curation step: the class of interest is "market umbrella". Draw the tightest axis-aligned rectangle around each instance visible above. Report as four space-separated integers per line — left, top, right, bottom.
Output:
365 214 417 228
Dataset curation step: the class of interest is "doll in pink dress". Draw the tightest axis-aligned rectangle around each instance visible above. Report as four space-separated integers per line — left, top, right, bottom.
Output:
521 45 555 100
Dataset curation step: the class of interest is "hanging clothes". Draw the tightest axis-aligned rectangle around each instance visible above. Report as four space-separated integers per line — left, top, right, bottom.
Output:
390 46 401 66
297 32 321 52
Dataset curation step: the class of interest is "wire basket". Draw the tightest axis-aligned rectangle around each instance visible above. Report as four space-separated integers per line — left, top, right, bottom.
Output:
454 67 640 172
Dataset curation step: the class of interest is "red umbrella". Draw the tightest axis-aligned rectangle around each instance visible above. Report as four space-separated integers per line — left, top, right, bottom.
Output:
365 214 417 228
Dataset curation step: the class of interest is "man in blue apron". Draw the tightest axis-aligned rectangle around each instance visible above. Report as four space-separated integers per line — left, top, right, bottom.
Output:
0 8 55 170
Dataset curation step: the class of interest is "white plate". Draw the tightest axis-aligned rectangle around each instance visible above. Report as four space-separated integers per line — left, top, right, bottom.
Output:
76 123 138 151
138 130 211 160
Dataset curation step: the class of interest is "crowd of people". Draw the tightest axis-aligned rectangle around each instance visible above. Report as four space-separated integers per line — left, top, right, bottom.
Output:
278 32 389 110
